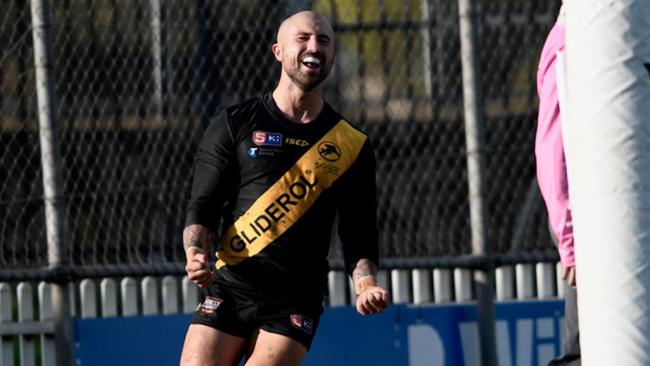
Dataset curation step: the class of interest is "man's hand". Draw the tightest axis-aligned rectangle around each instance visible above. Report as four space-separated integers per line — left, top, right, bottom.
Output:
183 224 215 288
351 259 390 315
355 286 390 315
561 265 576 288
185 248 213 288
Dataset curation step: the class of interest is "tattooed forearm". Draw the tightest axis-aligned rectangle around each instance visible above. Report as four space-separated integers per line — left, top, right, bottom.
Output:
352 258 378 280
352 259 378 295
182 224 214 258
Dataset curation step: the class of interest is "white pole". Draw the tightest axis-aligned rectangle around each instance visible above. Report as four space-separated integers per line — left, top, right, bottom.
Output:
458 0 497 363
30 1 74 364
565 1 650 364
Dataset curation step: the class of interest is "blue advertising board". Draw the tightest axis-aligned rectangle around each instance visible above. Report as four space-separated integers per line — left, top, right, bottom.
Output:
73 300 564 366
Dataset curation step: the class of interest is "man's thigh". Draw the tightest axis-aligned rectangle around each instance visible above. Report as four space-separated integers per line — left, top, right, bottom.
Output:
245 329 307 366
180 324 247 366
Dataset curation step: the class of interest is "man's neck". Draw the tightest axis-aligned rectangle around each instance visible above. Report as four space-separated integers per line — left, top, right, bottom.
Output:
272 81 324 124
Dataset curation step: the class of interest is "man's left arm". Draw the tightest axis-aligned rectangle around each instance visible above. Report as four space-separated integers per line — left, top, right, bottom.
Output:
338 140 390 315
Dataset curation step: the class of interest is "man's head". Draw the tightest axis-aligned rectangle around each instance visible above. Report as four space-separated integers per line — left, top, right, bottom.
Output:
272 11 335 91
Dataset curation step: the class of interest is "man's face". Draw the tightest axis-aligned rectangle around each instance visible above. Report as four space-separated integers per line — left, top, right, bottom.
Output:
274 14 335 91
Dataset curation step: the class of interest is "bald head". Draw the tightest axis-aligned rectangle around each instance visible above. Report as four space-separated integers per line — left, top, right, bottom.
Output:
272 10 336 92
276 11 334 45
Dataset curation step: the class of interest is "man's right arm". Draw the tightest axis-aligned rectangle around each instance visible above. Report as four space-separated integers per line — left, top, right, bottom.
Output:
183 224 215 288
183 111 236 287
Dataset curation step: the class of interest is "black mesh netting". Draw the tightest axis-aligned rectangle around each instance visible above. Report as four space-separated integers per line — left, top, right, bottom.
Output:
0 0 558 277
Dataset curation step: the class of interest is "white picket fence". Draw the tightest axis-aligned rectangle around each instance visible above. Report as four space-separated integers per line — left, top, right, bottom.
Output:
0 263 563 365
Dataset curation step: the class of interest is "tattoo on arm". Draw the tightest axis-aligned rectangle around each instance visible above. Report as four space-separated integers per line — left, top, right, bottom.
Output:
352 259 378 295
182 224 215 255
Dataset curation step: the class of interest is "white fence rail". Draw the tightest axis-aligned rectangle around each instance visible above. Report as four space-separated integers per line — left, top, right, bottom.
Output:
0 263 563 365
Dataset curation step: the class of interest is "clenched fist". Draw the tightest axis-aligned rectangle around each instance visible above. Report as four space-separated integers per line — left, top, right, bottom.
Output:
185 250 213 288
356 286 390 315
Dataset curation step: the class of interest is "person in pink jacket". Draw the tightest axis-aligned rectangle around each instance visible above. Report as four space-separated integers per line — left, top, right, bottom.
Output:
535 5 580 365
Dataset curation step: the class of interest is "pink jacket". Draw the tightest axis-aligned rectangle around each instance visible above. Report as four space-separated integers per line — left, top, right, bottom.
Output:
535 23 575 268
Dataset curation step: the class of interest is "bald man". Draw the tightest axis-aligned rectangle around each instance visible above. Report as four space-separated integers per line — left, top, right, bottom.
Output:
179 11 389 366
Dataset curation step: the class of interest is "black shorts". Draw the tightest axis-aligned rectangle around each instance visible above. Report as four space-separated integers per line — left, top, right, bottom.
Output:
190 279 324 350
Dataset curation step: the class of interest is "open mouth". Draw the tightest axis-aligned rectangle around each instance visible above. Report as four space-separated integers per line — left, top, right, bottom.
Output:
301 55 322 70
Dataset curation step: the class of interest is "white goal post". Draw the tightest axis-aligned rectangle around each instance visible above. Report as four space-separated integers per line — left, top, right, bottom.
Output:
565 0 650 364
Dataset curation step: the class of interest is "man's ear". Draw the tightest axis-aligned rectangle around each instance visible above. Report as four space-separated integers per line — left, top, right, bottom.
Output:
272 43 282 62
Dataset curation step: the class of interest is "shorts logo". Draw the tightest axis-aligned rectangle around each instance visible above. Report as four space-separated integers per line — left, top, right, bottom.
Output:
253 131 283 146
318 141 341 162
201 296 223 317
290 314 314 334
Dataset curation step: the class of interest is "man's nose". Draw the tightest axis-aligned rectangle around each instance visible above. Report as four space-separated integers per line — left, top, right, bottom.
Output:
306 36 320 52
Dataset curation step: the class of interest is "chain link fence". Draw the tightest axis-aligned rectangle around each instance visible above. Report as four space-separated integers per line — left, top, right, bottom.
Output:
0 0 559 279
1 1 45 272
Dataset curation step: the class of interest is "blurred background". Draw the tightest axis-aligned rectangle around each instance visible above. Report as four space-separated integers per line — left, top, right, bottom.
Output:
0 0 559 279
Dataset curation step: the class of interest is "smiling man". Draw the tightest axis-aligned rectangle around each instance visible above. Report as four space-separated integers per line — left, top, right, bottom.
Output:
179 11 389 366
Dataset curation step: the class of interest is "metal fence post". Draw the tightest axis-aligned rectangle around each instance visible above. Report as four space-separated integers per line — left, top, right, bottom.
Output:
419 0 433 98
30 0 74 365
457 0 498 365
150 0 164 117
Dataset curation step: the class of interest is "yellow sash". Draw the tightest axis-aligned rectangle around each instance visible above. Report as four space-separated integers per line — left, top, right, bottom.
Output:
216 119 367 268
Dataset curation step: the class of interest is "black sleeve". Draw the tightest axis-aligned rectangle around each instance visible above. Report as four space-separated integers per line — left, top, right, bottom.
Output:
337 139 379 275
184 111 236 232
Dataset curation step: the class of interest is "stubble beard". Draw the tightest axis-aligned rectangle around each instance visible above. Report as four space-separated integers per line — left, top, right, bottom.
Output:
284 61 331 92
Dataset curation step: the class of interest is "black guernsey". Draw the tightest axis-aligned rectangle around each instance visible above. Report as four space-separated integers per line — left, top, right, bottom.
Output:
185 93 378 300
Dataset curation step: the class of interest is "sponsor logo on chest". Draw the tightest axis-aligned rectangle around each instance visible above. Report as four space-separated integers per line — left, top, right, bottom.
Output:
285 137 309 147
251 131 310 148
253 131 283 146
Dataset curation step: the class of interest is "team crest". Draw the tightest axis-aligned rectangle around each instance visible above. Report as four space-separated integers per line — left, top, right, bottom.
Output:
318 141 341 162
290 314 314 334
